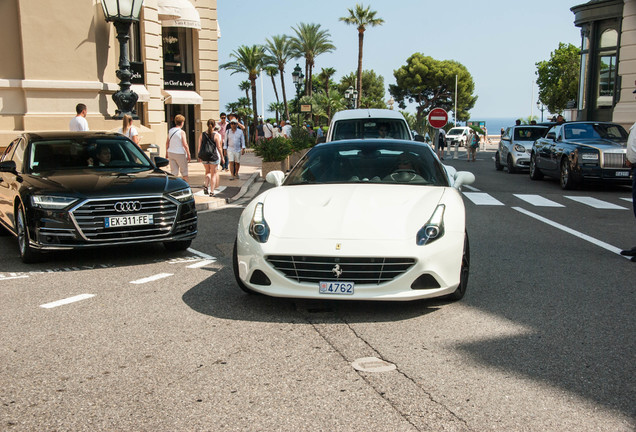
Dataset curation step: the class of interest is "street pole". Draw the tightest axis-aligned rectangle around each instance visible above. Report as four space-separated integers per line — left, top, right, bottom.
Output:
454 75 458 127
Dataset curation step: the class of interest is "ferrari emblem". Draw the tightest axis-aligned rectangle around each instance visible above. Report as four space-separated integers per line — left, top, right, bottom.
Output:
332 264 343 278
336 243 341 250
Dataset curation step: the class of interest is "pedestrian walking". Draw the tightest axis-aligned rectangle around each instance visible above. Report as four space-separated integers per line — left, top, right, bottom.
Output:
69 103 89 131
257 119 265 143
197 119 224 196
620 119 636 262
467 131 478 162
166 114 191 183
263 119 274 140
118 114 139 146
224 119 246 180
218 112 229 172
281 120 292 138
437 128 446 160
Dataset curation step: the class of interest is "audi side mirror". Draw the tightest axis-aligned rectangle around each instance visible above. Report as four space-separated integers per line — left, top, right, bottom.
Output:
0 160 17 174
154 156 170 168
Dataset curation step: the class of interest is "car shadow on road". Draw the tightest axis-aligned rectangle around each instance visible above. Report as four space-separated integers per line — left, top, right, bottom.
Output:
181 266 441 324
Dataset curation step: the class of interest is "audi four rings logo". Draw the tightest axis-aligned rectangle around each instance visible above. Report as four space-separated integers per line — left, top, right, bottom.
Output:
114 201 142 212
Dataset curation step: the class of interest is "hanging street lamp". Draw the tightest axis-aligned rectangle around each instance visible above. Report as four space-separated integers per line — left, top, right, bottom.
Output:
291 64 304 126
100 0 144 119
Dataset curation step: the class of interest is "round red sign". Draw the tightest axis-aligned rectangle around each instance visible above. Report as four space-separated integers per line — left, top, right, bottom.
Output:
427 108 448 129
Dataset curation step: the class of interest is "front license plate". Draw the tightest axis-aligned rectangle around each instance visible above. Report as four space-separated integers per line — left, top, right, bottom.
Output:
105 214 154 228
319 281 354 295
615 171 629 177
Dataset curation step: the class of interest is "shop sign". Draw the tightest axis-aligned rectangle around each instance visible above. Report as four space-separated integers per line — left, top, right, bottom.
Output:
164 73 196 90
130 62 145 84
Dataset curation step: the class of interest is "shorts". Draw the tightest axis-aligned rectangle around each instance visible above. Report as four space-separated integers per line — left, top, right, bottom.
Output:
201 150 220 165
227 150 242 163
168 152 189 177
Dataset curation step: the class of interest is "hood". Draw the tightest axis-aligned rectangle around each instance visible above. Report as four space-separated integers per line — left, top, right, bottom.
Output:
24 169 176 197
261 184 446 241
569 139 626 151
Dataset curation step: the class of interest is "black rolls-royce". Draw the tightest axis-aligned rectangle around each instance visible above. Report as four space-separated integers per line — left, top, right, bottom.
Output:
529 121 632 189
0 132 197 262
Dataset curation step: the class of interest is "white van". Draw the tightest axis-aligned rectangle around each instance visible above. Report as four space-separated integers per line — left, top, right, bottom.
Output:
325 109 413 142
445 126 472 148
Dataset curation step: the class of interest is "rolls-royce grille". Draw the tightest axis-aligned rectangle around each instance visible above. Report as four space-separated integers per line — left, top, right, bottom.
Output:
71 196 177 241
266 255 416 285
602 153 626 168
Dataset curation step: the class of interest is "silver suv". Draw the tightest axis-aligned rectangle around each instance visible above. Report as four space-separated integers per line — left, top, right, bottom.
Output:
495 125 550 173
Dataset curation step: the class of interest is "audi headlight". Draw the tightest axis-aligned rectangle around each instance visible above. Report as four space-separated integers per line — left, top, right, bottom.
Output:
416 204 445 246
31 195 78 210
581 153 599 161
513 144 526 153
170 187 193 202
250 202 270 243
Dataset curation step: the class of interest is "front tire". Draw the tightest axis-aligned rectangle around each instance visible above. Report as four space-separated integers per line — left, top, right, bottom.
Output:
445 233 469 301
560 158 577 190
507 155 517 174
494 152 503 171
529 153 543 180
233 238 258 295
16 203 42 263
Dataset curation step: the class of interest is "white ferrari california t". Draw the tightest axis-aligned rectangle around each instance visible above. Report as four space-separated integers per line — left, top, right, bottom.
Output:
233 139 475 301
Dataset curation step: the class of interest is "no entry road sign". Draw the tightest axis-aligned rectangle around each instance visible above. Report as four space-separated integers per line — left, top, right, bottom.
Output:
428 108 448 129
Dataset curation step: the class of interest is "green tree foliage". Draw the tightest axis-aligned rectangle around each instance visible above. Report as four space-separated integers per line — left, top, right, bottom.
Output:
338 70 386 108
290 23 335 97
389 53 476 126
220 45 266 143
535 42 580 114
339 4 384 107
264 35 294 121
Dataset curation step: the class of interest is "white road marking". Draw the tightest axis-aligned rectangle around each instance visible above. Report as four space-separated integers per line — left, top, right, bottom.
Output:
187 248 215 260
620 197 633 203
514 194 564 207
40 294 95 309
564 196 627 210
462 192 505 206
187 259 215 269
512 207 630 259
0 273 29 281
130 273 173 284
463 185 481 192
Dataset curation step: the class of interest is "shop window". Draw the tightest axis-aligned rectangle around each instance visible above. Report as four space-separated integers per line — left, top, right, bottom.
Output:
162 27 194 74
595 28 618 108
578 31 589 110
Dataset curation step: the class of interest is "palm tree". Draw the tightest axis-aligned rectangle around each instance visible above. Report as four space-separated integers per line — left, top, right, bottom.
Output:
239 80 251 107
290 23 335 97
339 4 384 108
220 45 266 143
268 101 285 123
264 35 294 121
318 67 336 122
264 66 280 106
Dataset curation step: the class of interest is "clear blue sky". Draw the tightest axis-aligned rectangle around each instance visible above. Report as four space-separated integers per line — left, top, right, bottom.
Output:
217 0 582 120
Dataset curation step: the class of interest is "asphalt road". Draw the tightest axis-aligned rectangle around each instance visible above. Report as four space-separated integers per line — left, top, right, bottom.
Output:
1 149 634 431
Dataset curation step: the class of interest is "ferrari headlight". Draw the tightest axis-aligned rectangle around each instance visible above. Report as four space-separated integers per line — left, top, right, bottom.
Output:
513 144 526 153
31 195 78 210
250 202 270 243
416 204 445 246
170 187 193 202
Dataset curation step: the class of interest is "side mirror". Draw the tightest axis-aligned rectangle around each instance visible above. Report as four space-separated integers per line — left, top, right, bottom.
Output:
546 132 556 141
154 156 170 168
265 170 285 187
453 171 475 189
414 135 425 142
0 160 17 173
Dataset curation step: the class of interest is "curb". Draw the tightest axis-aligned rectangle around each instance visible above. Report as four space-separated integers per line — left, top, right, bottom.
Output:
194 172 260 212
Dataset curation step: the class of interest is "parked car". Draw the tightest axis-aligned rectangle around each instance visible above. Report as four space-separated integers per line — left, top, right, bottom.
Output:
0 132 197 262
324 109 413 142
495 125 550 173
529 121 632 189
233 139 475 301
445 126 472 148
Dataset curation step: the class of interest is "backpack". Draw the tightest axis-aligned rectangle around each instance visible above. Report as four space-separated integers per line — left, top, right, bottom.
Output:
198 132 219 162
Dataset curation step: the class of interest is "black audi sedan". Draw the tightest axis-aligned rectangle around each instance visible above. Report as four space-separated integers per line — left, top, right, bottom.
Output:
529 121 632 189
0 132 197 262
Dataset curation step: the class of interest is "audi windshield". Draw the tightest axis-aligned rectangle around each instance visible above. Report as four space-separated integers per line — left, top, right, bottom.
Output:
28 137 152 173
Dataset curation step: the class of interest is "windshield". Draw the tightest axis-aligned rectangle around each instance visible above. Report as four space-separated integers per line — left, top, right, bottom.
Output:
563 123 628 141
285 141 449 186
331 118 411 141
513 127 549 141
447 128 465 136
28 137 152 172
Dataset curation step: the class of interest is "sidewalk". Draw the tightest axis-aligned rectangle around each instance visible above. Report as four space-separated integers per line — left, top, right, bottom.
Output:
186 149 263 211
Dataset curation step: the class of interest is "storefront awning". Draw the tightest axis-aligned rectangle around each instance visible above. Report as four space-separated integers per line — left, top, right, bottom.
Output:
159 0 201 30
131 84 150 103
162 89 202 105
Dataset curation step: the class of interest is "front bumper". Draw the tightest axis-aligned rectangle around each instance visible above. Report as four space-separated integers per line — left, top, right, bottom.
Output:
576 165 632 183
235 230 465 301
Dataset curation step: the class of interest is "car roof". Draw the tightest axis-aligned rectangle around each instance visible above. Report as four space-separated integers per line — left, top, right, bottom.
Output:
513 125 550 129
330 109 408 121
313 138 433 150
21 131 125 141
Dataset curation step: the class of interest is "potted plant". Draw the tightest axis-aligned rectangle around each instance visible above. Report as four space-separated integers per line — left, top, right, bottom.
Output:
289 126 316 168
253 137 293 178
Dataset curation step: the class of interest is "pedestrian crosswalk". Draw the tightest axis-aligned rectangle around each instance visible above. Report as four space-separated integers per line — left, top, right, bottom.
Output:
463 192 632 209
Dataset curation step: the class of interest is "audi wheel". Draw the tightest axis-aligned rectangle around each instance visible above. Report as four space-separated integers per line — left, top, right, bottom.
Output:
16 202 43 263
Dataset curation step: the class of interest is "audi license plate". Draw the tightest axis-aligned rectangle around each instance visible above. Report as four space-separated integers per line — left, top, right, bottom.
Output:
319 281 354 295
615 171 629 177
105 214 153 228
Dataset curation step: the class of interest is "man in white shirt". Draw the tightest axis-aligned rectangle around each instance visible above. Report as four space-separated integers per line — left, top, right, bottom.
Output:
620 114 636 261
263 119 274 140
281 120 292 138
223 119 246 180
69 103 89 131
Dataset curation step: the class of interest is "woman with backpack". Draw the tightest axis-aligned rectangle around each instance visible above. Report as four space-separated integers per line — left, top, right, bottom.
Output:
467 131 479 162
197 119 224 196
